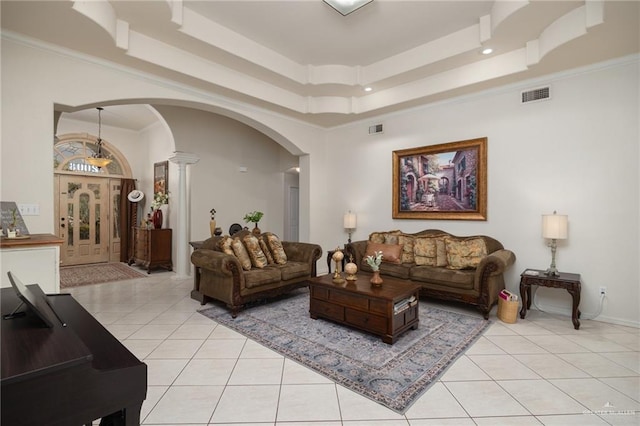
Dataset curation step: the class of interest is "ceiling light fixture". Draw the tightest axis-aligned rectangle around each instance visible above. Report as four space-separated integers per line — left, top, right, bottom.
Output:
85 107 112 169
482 48 493 55
323 0 373 16
364 86 372 92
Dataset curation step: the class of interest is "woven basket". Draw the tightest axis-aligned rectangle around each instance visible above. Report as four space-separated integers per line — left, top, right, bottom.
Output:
497 297 519 324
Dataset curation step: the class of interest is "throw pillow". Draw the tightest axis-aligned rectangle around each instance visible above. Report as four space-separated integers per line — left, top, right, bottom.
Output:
364 241 402 264
369 232 385 244
242 234 268 268
413 236 438 266
369 230 401 245
231 237 252 270
435 237 448 267
413 235 448 266
398 234 415 264
266 233 288 265
259 238 275 264
445 237 487 270
218 236 235 257
384 230 402 245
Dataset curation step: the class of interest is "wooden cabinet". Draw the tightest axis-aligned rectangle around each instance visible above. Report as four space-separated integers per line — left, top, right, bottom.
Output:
129 227 172 273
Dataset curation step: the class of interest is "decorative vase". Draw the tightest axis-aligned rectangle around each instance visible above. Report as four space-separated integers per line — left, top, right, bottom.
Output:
210 219 217 237
252 222 261 236
370 270 383 287
152 208 163 229
160 204 169 228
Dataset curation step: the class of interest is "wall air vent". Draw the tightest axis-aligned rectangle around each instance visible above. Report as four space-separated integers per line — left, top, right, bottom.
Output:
521 86 550 104
369 124 383 134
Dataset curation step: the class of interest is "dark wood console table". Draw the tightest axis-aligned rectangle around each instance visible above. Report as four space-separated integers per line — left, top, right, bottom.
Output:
519 269 581 329
1 285 147 425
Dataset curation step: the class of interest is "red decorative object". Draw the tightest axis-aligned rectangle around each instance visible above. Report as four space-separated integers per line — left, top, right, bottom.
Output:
152 209 163 229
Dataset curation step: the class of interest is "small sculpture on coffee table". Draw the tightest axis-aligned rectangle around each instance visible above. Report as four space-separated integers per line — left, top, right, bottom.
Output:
331 248 345 284
344 254 358 282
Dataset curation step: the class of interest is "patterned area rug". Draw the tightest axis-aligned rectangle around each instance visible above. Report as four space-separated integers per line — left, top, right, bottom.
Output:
60 262 147 288
199 288 490 413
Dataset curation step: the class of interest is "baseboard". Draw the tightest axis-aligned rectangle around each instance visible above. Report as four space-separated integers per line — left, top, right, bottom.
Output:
529 304 639 329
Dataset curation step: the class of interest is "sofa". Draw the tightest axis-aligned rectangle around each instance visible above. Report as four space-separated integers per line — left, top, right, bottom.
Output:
191 230 322 317
347 229 516 319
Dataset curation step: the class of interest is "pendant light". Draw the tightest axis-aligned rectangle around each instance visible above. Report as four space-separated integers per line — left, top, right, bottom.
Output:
86 107 112 168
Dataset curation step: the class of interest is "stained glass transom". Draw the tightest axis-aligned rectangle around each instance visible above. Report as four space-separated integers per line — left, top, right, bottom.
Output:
54 139 124 176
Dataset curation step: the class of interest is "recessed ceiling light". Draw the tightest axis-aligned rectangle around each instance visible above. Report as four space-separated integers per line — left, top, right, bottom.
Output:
364 87 372 92
324 0 373 16
482 48 493 55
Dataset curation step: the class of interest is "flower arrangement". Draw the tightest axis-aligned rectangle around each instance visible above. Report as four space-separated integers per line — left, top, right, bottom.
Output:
365 250 383 271
243 211 264 224
210 208 216 220
151 192 169 209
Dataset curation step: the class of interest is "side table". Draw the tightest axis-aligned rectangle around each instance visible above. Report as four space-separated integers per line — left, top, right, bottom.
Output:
519 269 581 329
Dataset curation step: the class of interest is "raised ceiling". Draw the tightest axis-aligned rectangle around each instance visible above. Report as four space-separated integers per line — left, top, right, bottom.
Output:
2 1 638 128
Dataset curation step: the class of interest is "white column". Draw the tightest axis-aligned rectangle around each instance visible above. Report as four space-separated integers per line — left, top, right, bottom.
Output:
169 151 199 279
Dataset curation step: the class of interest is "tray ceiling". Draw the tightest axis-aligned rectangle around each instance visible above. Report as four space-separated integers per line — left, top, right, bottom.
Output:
2 1 638 128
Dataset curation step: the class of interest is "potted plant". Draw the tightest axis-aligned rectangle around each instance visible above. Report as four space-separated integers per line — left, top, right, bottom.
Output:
6 208 19 238
365 250 384 287
243 211 264 236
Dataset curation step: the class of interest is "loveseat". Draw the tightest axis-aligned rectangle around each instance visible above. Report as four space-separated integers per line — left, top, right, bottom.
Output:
191 230 322 317
347 229 516 319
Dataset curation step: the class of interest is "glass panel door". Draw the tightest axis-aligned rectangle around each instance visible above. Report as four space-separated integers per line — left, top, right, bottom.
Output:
58 175 109 265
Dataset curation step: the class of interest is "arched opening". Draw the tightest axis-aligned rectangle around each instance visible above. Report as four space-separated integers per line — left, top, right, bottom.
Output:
54 100 305 275
54 133 133 266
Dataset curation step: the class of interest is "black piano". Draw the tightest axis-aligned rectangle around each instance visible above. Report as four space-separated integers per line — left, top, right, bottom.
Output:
1 284 147 426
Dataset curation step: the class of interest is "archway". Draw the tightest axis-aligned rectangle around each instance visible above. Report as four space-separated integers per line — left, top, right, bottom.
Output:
54 133 132 265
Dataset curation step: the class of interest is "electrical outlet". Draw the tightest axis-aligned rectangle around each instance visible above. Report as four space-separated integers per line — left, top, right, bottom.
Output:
599 286 607 295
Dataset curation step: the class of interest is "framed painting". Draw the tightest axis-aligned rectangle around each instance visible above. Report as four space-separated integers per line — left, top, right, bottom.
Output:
154 161 168 195
392 137 487 220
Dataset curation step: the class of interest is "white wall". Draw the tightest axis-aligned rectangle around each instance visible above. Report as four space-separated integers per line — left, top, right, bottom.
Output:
0 37 325 237
153 105 299 240
320 58 639 327
1 36 637 326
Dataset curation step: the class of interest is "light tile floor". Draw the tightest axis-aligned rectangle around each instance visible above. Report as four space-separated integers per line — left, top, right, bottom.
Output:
69 270 639 426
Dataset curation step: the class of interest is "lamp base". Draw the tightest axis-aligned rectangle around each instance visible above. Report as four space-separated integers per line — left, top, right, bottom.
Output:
544 267 560 277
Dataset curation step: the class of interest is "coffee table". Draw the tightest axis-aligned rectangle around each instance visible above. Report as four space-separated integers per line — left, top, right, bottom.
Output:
308 273 421 344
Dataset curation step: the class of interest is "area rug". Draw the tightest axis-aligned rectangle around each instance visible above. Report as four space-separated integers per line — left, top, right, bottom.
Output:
60 262 147 288
198 288 490 413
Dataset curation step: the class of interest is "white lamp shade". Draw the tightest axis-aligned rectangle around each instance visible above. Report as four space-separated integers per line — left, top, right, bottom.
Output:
343 211 357 229
542 213 568 239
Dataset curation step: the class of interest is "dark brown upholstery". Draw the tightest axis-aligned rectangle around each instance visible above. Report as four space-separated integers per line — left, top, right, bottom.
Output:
191 231 322 317
347 229 515 319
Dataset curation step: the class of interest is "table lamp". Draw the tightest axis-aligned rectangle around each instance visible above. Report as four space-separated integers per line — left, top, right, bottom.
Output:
542 211 568 276
343 211 357 243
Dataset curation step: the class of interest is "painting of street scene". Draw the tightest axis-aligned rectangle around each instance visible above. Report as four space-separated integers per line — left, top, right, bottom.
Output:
392 138 487 220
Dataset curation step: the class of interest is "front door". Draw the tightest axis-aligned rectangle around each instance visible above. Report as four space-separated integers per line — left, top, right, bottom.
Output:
58 175 110 266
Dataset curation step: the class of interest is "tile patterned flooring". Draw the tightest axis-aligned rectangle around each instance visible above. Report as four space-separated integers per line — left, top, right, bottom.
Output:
70 270 640 425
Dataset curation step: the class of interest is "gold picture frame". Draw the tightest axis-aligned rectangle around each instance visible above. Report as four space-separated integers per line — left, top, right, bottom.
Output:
392 137 487 220
154 161 168 195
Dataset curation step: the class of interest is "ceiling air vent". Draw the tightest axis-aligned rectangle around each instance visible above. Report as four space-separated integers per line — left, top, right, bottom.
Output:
369 124 383 134
521 86 550 104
